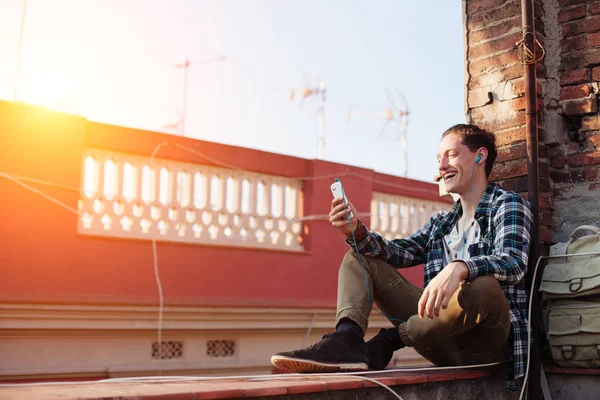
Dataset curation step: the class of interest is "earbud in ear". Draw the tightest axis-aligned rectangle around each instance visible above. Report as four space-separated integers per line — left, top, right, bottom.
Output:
475 155 482 164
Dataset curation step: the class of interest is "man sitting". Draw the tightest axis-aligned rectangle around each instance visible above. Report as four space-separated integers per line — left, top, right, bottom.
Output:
271 124 533 392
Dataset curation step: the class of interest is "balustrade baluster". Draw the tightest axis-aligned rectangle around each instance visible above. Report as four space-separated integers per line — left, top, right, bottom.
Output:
249 179 258 215
265 181 272 217
219 175 227 212
205 173 213 211
97 157 106 200
280 182 287 220
370 198 379 231
78 149 305 250
381 198 390 235
234 177 243 214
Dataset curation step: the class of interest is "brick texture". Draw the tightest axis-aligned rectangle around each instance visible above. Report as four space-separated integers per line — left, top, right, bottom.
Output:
581 115 600 131
590 32 600 47
551 168 599 183
469 63 523 89
497 175 528 193
468 1 521 31
560 84 592 100
562 48 600 69
467 0 513 16
561 97 599 115
494 127 527 147
562 16 600 37
560 68 589 85
468 34 520 60
561 35 586 53
469 51 520 76
497 142 528 162
470 18 520 44
558 0 588 6
489 160 528 181
567 152 600 167
589 2 600 15
558 5 586 23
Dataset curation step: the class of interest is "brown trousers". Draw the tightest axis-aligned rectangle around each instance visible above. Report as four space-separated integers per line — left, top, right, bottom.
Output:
337 250 510 366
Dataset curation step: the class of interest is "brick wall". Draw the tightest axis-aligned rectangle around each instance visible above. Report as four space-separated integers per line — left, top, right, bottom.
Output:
463 0 553 244
545 0 600 241
464 0 600 244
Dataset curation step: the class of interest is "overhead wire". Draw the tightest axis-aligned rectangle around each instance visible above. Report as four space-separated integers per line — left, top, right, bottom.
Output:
0 173 81 193
0 172 80 215
173 142 446 197
149 142 168 368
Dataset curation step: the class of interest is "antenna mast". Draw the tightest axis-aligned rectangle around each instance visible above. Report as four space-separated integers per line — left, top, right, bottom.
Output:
168 55 226 137
290 76 327 160
348 88 410 176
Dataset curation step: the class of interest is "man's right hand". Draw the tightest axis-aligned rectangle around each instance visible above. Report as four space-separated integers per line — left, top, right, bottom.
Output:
329 197 359 236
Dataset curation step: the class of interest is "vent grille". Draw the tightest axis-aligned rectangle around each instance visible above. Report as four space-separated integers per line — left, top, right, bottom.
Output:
151 341 184 360
206 339 236 358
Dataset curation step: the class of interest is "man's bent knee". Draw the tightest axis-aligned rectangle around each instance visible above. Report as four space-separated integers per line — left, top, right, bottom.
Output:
459 276 510 328
341 250 374 272
466 276 502 295
342 249 359 262
460 276 505 306
341 249 392 269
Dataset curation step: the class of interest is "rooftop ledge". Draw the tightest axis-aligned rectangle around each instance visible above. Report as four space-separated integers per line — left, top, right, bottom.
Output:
1 365 599 400
0 363 505 400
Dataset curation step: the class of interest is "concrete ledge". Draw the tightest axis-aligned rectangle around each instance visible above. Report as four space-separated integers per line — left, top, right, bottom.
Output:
0 365 509 400
545 366 600 400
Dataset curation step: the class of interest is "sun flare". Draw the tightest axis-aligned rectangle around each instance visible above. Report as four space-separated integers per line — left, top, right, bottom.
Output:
17 53 86 116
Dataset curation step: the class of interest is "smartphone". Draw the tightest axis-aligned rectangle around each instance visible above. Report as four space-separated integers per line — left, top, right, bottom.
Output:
331 181 354 219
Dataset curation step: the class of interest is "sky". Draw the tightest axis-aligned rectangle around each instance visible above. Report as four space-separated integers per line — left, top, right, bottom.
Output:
0 0 466 183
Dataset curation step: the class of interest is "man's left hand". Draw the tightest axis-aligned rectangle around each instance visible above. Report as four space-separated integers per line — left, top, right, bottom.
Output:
418 262 469 320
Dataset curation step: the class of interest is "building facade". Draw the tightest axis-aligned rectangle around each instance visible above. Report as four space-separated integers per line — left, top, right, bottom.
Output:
0 101 450 381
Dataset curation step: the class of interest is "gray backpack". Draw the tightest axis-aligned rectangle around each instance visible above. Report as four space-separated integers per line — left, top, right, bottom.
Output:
540 225 600 368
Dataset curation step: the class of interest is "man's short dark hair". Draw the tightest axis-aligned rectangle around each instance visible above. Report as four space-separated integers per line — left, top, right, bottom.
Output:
441 124 497 178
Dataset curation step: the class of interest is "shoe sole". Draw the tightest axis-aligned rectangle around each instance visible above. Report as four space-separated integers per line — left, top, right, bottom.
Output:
271 355 368 373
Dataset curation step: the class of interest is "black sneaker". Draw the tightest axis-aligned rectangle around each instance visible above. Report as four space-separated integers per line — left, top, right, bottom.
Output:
271 331 368 373
365 328 402 370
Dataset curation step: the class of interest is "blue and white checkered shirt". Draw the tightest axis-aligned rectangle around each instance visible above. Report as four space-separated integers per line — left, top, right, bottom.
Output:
349 183 533 391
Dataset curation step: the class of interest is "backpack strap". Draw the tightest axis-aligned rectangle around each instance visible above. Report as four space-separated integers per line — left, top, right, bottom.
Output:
569 225 600 243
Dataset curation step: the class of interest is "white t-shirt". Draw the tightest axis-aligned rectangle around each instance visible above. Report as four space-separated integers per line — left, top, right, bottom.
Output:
442 218 481 265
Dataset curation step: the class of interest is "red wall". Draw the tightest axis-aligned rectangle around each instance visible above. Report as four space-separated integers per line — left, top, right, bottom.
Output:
0 101 443 309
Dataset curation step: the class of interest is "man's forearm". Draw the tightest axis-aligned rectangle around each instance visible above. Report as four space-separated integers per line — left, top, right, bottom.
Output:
460 252 527 284
344 219 430 268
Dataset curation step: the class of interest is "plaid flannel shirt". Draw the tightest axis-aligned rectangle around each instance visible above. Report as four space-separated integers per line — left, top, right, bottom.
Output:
348 183 533 391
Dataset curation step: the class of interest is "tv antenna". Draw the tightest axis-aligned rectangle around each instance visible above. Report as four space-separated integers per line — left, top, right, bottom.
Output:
289 75 327 160
164 55 226 137
347 88 410 177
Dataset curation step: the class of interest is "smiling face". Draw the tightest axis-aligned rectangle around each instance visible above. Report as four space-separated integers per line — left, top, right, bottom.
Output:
437 133 482 195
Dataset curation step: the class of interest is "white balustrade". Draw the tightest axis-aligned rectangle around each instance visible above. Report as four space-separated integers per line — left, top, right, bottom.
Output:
370 192 451 240
78 148 304 251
